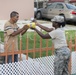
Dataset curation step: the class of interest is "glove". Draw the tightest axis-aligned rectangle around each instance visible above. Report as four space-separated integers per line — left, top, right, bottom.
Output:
27 22 36 28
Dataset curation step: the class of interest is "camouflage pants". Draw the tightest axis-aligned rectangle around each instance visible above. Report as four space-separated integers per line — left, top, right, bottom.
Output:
54 46 71 75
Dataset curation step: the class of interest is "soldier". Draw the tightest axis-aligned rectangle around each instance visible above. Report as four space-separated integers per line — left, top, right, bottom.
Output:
32 15 71 75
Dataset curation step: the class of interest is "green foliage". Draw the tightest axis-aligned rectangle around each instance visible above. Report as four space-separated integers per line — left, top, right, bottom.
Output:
65 30 76 44
0 31 4 42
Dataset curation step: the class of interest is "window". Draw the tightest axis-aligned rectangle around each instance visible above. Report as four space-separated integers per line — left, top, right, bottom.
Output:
66 4 76 9
55 4 64 9
47 3 56 9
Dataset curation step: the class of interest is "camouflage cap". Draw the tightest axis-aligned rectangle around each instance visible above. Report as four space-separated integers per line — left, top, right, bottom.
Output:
51 15 64 23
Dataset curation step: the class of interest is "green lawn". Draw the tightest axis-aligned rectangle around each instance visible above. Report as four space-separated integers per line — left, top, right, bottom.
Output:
72 74 76 75
0 30 76 58
24 30 76 49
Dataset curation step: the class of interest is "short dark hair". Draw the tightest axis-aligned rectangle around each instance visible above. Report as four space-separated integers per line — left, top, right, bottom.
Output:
10 11 19 18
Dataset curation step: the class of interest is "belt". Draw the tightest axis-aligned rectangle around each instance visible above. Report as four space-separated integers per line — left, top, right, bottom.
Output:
55 46 67 50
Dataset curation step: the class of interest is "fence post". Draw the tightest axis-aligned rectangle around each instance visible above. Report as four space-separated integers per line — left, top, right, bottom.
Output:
26 33 29 60
12 40 15 62
40 37 42 57
40 29 42 57
75 35 76 51
19 34 22 61
5 42 8 63
33 32 36 58
68 35 72 74
46 39 48 56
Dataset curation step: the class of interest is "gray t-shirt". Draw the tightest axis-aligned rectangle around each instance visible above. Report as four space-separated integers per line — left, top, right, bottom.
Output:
49 28 67 49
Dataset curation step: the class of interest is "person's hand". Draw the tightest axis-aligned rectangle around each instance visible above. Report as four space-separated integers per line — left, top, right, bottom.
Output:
33 19 38 25
30 27 36 30
27 22 36 28
52 27 55 30
31 18 38 25
31 18 36 22
23 25 29 30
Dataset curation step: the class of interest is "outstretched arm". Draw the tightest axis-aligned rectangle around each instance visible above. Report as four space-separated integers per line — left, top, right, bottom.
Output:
21 25 29 35
10 25 29 36
34 28 51 39
31 19 54 32
36 23 54 32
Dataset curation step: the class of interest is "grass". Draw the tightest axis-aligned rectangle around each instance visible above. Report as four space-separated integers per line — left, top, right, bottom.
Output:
0 30 76 58
71 74 76 75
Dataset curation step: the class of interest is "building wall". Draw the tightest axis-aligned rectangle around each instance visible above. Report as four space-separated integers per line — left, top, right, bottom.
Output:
0 0 34 20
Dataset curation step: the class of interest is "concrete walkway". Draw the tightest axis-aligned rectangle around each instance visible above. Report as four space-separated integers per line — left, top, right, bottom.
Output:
0 20 76 31
37 20 76 30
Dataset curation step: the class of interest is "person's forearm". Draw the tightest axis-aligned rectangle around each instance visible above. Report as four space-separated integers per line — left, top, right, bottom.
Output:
21 29 28 35
37 23 53 32
35 28 46 39
11 28 24 36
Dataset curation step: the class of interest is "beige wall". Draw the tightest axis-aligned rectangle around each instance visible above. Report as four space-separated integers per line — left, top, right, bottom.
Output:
0 0 34 20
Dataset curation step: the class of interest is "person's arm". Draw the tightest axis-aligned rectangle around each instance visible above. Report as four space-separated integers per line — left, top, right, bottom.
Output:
34 28 51 39
31 19 54 32
21 27 29 35
10 25 29 36
36 23 54 32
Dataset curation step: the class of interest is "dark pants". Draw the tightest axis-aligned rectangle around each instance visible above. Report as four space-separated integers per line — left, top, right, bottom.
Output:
0 56 5 64
7 54 18 63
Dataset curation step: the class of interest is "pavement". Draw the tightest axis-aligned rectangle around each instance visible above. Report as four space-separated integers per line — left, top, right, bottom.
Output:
37 20 76 30
0 20 76 31
19 19 76 31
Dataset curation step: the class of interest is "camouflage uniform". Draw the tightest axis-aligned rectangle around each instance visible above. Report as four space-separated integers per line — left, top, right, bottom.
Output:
54 46 71 75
